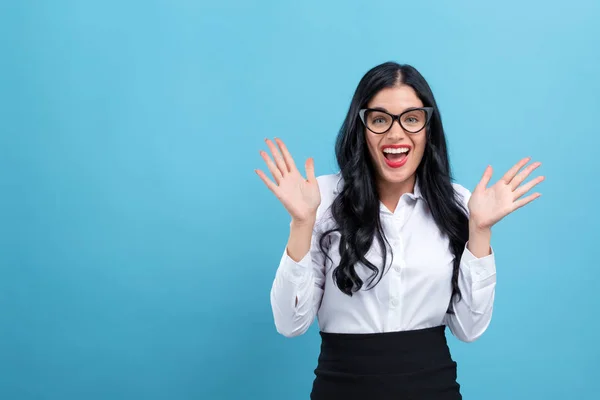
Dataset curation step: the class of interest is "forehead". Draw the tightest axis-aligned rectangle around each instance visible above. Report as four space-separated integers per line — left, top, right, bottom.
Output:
367 85 423 113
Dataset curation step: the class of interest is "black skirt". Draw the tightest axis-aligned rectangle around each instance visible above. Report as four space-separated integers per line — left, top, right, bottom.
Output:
310 325 461 400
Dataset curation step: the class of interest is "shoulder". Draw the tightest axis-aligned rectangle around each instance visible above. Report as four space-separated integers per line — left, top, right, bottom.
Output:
314 172 343 224
315 172 343 207
451 182 472 211
316 172 343 194
452 182 471 199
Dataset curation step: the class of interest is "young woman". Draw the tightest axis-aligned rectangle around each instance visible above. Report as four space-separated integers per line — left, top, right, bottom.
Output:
255 62 543 399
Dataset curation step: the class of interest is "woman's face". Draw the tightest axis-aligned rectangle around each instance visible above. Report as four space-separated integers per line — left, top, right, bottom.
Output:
363 84 428 188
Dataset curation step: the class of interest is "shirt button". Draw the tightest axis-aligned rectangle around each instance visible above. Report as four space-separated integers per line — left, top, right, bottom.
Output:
293 268 303 277
394 264 401 273
391 298 399 307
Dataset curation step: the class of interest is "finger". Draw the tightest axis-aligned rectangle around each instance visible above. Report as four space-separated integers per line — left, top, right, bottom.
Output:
514 175 545 199
255 169 280 196
265 138 288 176
501 157 531 185
260 150 283 184
511 161 542 190
275 138 297 173
475 165 493 192
305 157 316 183
513 192 541 211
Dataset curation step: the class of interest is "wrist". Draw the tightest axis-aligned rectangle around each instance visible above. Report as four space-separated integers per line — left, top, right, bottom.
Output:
291 215 316 228
287 216 316 263
468 220 492 258
469 218 491 233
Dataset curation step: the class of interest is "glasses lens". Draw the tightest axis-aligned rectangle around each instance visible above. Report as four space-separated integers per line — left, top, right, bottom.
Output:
400 109 427 132
365 111 393 133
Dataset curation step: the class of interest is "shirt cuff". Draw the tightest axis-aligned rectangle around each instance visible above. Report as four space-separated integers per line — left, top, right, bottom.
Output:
461 243 496 282
279 249 312 284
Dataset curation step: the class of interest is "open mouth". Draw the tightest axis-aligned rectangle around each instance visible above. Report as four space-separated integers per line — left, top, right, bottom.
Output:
382 146 410 167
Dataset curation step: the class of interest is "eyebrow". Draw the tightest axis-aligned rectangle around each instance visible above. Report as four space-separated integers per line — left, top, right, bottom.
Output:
367 106 422 114
369 107 389 112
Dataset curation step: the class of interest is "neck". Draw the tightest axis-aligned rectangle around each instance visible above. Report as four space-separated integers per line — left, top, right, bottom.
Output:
377 175 416 213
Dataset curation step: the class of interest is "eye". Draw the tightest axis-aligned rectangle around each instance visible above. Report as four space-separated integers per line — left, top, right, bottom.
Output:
368 112 391 126
402 110 425 125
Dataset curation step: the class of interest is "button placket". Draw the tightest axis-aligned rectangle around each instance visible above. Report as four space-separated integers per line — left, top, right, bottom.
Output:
389 212 404 320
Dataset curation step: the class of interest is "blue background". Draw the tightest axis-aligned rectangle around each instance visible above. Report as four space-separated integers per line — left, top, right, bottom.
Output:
1 1 598 399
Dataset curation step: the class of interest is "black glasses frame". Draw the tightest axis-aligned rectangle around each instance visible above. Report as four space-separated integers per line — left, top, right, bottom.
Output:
358 107 434 134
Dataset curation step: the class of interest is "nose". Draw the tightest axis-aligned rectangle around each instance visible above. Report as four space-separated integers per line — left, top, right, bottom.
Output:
387 118 407 140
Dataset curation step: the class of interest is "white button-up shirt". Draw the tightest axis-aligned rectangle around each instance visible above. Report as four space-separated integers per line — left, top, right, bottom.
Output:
270 173 496 342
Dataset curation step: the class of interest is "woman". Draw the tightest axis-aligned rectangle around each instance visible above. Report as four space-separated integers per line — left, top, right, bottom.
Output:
255 62 543 399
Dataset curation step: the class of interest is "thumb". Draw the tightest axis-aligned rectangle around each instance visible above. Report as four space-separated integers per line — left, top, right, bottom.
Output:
475 165 492 191
305 157 316 183
475 165 493 192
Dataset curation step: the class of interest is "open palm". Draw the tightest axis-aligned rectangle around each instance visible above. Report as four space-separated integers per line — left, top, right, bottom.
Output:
255 138 321 223
468 157 545 229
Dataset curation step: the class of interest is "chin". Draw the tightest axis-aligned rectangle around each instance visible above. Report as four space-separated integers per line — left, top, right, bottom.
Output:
378 167 415 185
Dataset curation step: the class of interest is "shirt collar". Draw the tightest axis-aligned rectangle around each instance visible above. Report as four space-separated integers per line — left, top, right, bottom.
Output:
406 177 424 201
332 173 423 201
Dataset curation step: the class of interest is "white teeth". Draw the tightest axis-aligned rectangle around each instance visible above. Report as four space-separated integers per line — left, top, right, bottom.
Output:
382 148 409 154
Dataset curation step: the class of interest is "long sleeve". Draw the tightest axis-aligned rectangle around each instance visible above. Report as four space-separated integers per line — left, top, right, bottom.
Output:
445 245 496 342
444 183 497 342
269 221 327 338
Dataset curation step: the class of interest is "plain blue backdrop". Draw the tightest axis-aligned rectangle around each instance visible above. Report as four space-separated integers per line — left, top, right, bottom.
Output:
1 1 599 399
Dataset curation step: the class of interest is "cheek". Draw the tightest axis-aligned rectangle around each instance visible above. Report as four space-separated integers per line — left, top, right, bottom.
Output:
411 137 427 163
365 135 381 159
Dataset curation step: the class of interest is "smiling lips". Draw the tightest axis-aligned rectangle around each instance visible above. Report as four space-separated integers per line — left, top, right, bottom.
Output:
381 144 411 168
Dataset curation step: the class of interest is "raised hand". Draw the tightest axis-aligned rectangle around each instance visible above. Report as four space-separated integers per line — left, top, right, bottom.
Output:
255 138 321 223
468 157 545 230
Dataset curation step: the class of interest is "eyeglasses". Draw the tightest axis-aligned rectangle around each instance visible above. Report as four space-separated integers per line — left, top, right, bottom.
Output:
358 107 434 134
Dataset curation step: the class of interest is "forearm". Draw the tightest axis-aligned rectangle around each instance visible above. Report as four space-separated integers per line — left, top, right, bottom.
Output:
272 216 324 337
467 220 492 258
270 261 320 337
286 217 316 262
447 236 497 342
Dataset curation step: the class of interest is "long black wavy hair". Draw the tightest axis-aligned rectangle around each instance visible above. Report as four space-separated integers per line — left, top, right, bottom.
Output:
319 62 469 311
